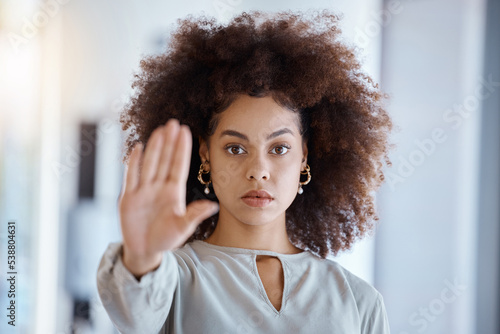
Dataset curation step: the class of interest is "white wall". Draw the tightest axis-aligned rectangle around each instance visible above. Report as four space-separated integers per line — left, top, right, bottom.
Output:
376 0 487 333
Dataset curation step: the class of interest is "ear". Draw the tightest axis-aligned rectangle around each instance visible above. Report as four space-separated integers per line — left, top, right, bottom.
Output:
301 140 308 169
199 136 210 169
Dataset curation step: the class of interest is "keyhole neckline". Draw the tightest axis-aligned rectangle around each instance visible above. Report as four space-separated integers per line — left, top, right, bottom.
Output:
254 254 286 314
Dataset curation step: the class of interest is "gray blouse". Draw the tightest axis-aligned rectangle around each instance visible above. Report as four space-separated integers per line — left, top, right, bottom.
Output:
96 240 390 333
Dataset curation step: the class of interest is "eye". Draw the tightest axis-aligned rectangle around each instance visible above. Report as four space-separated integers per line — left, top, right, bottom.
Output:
270 145 289 155
225 145 246 155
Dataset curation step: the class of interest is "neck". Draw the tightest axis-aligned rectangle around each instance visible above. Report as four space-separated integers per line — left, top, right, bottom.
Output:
204 207 303 254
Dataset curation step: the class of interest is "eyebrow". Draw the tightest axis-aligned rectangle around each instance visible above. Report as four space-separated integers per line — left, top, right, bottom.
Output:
219 128 295 141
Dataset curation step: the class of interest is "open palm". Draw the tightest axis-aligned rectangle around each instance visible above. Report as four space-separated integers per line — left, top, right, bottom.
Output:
118 119 218 276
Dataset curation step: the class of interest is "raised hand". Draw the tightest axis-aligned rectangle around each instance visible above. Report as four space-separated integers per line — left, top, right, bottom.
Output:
118 119 219 278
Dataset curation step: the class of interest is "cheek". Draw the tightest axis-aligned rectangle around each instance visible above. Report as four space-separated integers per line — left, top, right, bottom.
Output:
211 167 234 190
276 165 301 191
210 157 243 191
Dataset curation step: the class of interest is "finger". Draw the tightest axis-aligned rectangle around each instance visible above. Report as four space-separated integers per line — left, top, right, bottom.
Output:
168 125 192 185
156 119 180 182
125 142 143 193
184 200 219 226
140 127 164 186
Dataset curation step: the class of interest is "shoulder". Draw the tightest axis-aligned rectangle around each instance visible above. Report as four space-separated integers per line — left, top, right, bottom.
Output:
314 257 389 332
305 256 386 315
333 260 381 303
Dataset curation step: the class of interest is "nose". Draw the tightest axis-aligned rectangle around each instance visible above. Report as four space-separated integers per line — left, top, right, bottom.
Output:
245 154 270 181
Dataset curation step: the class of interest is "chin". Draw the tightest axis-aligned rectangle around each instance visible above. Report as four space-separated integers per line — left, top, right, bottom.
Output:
235 210 282 226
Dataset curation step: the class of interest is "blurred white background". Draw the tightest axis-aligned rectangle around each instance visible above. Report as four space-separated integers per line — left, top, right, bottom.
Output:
0 0 498 333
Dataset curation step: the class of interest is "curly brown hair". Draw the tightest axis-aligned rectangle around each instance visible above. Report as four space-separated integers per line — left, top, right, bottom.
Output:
119 9 394 259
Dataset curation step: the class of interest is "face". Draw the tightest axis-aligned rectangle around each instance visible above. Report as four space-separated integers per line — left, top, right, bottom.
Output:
199 94 308 227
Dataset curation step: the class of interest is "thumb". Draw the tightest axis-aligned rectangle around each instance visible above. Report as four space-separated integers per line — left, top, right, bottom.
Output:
185 200 219 226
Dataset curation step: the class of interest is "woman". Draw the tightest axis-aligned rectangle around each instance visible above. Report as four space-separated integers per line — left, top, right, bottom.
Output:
97 10 394 333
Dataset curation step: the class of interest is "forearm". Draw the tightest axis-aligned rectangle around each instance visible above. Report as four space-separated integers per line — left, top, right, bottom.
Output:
96 242 178 334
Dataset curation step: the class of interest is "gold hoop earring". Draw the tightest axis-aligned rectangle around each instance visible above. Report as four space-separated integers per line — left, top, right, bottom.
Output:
298 164 311 195
197 161 211 194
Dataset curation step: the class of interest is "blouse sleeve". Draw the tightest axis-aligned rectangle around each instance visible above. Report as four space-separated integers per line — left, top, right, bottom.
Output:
362 292 391 334
96 242 179 334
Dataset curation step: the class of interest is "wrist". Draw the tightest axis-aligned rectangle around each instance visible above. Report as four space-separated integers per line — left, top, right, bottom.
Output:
121 245 163 279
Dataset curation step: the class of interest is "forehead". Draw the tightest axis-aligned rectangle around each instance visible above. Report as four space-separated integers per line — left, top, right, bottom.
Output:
213 94 301 137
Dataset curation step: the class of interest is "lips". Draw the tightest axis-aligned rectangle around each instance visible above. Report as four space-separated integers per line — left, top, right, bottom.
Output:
241 190 273 207
242 190 273 199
